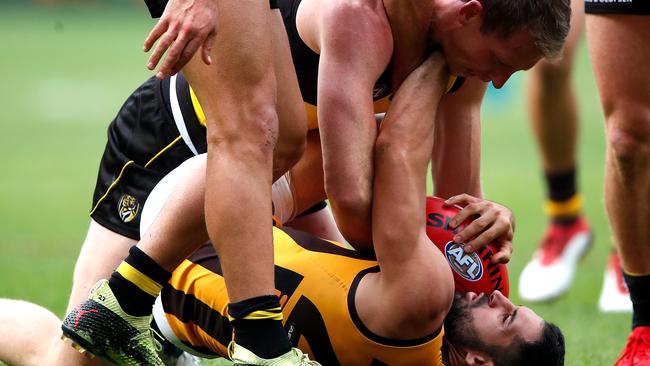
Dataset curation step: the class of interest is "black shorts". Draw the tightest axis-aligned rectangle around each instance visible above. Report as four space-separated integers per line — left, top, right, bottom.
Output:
90 76 206 240
585 0 650 15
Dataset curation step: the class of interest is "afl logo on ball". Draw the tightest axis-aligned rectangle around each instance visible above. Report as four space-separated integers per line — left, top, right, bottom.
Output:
118 194 140 223
444 241 483 282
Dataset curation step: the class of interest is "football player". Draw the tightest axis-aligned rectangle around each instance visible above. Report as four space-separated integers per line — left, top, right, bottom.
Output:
59 0 572 363
2 54 563 366
584 1 650 364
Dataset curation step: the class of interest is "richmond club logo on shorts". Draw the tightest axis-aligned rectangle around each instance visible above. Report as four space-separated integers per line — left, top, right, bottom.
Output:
118 194 140 223
444 241 484 282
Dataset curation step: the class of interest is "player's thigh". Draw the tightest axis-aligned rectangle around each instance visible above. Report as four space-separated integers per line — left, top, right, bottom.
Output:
272 9 307 171
586 15 650 133
67 220 136 311
184 0 277 140
215 0 274 86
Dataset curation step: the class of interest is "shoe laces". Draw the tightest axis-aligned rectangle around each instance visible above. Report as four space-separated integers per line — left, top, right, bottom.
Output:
150 327 165 353
131 326 164 353
227 342 321 366
290 347 320 365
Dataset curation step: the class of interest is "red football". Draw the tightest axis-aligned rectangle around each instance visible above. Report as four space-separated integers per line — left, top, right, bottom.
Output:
425 196 510 297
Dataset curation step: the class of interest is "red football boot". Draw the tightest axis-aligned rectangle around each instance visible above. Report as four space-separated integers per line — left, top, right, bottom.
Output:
519 216 593 302
615 326 650 366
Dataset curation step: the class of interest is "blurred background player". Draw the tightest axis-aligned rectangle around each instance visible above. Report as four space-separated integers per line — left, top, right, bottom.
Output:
518 0 631 312
585 1 650 364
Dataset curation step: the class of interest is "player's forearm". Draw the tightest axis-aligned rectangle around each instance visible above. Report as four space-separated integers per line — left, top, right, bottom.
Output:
318 93 377 250
432 78 487 198
373 53 448 256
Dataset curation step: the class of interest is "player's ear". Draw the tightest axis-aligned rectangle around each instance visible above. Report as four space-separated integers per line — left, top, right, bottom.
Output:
458 0 483 25
464 350 494 366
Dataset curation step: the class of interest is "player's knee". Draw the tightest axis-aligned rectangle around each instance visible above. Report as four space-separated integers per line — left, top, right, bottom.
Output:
207 104 279 157
606 107 650 165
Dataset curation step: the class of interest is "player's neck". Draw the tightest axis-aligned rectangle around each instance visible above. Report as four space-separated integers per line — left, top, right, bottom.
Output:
427 0 463 45
382 0 434 90
383 0 434 32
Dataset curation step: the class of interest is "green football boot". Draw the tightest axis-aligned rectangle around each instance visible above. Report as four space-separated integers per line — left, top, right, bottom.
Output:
229 342 321 366
61 279 165 366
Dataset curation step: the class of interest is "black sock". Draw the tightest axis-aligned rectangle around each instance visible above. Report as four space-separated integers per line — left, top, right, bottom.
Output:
545 168 577 202
544 168 579 224
623 272 650 329
108 246 171 316
229 295 292 358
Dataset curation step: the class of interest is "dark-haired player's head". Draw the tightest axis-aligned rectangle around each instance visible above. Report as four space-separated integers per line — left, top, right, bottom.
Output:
444 291 565 365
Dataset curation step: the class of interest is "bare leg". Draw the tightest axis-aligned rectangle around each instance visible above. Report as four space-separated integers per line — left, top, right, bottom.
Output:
518 0 590 303
180 1 304 359
528 0 584 174
0 299 62 366
587 13 650 364
0 299 60 366
587 14 650 275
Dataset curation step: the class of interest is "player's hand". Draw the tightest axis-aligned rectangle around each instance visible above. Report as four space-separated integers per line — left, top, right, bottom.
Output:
143 0 218 80
444 194 514 264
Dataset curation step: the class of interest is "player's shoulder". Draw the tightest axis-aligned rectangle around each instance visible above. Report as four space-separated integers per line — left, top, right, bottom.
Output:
302 0 391 43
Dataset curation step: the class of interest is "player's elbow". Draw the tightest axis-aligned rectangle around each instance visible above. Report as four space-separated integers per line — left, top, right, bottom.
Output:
325 178 372 217
375 134 414 168
389 269 454 337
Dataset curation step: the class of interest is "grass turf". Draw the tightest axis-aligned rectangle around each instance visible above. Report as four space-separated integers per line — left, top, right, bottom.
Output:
0 4 631 365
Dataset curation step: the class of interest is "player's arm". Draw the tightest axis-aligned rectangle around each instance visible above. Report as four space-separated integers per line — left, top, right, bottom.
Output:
433 78 514 263
309 0 393 250
432 77 487 198
357 52 454 338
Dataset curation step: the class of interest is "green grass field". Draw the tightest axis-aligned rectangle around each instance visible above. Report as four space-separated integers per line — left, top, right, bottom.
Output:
0 4 630 365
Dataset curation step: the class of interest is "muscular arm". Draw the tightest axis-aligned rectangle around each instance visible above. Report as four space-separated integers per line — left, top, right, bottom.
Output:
433 78 514 262
432 77 488 198
309 0 392 250
356 53 454 339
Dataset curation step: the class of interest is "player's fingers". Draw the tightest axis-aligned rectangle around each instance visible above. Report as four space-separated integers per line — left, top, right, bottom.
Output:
168 36 205 76
444 193 479 208
158 24 200 77
201 32 215 65
449 202 483 229
455 210 495 247
148 31 178 75
143 19 169 54
491 241 513 264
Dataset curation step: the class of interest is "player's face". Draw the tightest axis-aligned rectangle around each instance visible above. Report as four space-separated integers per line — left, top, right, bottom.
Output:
466 291 544 346
438 18 541 89
444 291 544 352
